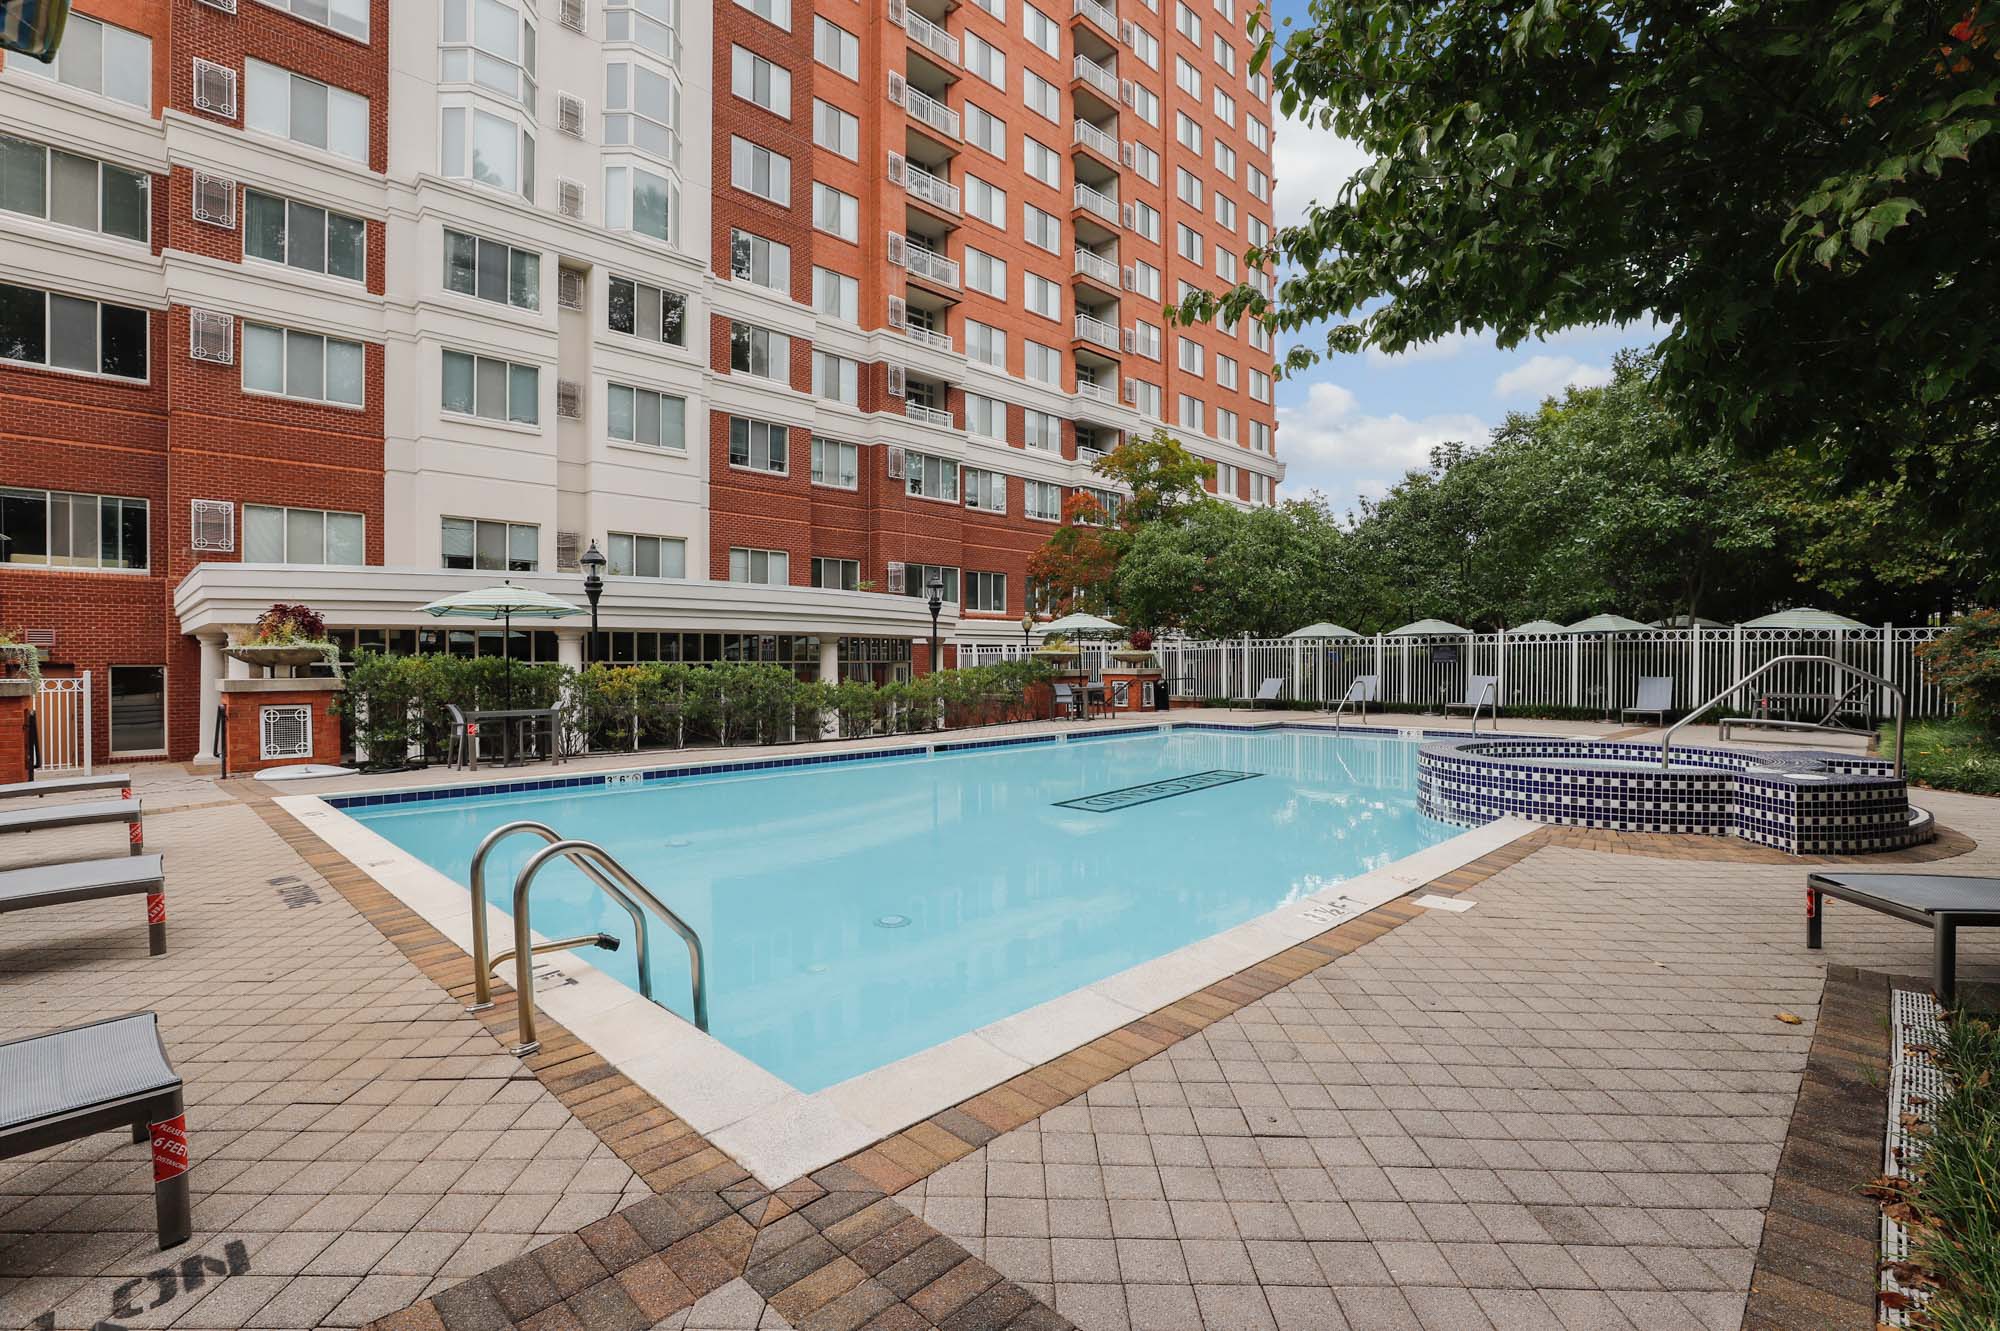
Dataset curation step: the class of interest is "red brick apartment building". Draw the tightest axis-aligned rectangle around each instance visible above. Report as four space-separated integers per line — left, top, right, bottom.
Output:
0 0 1280 765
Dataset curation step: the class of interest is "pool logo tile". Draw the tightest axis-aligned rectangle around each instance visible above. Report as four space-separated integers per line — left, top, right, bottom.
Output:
1054 768 1262 812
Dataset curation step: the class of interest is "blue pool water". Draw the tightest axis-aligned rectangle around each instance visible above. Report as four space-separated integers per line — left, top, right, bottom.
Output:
347 728 1454 1091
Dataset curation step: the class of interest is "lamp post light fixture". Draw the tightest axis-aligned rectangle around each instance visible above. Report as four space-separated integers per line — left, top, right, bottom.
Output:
926 573 946 676
580 540 606 664
1020 611 1035 657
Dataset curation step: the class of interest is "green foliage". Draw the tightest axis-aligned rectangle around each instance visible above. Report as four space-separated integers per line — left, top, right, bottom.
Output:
1894 718 2000 795
1117 496 1350 637
1192 0 2000 577
338 652 1053 767
1917 609 2000 728
1901 1010 2000 1329
1090 428 1218 527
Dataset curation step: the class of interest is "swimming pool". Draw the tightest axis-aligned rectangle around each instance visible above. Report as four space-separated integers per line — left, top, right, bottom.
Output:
343 726 1456 1092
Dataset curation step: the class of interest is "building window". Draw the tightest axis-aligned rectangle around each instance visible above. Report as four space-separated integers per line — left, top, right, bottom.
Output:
604 60 681 164
811 351 857 403
728 322 789 380
242 191 366 282
0 488 148 569
608 531 685 578
965 320 1004 369
1025 479 1061 521
729 546 789 584
965 393 1003 439
965 105 1006 159
244 324 365 406
811 436 857 488
440 105 534 198
965 175 1006 227
811 182 857 240
734 0 791 29
728 417 789 473
1023 137 1059 186
964 247 1006 299
1024 4 1058 53
440 0 535 107
964 33 1004 87
905 451 959 502
441 349 537 423
963 468 1006 514
730 230 790 291
1024 204 1059 251
811 556 859 589
1024 409 1058 451
605 163 677 244
443 229 537 308
247 60 370 163
1081 487 1122 524
730 136 790 203
15 15 150 111
813 16 859 78
606 383 687 448
442 516 537 570
1023 341 1059 386
901 563 957 602
812 267 858 321
731 46 791 115
244 504 365 565
813 99 858 159
965 571 1006 612
607 276 687 346
1023 71 1058 121
0 282 147 381
109 665 166 755
0 136 148 242
1025 274 1059 320
264 0 368 40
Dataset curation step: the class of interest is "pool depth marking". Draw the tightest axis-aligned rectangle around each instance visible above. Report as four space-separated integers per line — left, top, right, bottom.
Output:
1054 768 1263 812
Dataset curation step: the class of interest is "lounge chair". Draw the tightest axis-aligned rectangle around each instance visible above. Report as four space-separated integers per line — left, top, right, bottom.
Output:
1243 678 1284 710
1621 676 1674 726
1445 675 1500 729
1331 675 1379 723
1807 873 2000 1006
0 797 144 854
0 854 167 954
446 704 473 769
0 1012 190 1249
1052 683 1090 720
0 773 131 802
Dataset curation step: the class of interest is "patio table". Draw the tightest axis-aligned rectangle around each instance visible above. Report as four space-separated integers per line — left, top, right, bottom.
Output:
464 707 565 770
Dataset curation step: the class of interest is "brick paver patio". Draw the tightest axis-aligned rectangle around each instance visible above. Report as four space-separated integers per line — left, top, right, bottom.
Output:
0 729 1994 1330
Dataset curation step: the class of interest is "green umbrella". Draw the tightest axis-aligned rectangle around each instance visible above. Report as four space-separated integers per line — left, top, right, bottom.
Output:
420 582 584 709
1282 622 1360 639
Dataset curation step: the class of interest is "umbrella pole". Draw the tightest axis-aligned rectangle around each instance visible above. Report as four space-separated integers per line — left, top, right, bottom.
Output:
505 608 514 711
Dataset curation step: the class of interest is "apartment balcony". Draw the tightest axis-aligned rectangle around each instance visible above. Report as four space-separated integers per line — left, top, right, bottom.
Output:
1075 378 1117 407
1072 182 1118 228
1073 247 1119 289
903 325 955 354
1072 0 1116 36
905 243 961 289
1073 312 1120 351
906 86 960 140
905 401 955 428
1071 118 1118 162
1077 444 1108 468
905 164 961 214
903 7 959 66
1072 54 1118 101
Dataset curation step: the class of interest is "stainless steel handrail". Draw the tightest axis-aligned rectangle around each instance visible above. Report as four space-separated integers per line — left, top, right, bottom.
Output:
1660 653 1904 775
466 820 654 1012
1328 676 1377 727
509 837 709 1054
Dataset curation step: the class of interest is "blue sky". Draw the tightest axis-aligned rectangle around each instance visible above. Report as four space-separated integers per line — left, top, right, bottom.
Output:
1260 0 1655 514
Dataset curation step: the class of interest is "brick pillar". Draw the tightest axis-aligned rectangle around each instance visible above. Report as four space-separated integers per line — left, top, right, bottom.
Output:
217 679 344 776
0 680 32 786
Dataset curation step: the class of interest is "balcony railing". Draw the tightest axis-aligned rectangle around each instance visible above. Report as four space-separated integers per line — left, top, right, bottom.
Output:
1075 379 1116 405
1073 247 1119 286
1072 119 1117 159
906 401 955 428
1077 445 1107 467
1073 0 1115 31
905 243 961 288
906 164 961 214
906 86 960 139
905 9 959 64
1074 312 1120 350
1072 180 1117 224
1072 54 1118 99
904 325 955 354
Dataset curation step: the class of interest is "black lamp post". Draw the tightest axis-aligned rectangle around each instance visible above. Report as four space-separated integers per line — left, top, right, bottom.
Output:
580 540 606 663
1020 611 1035 657
926 573 945 676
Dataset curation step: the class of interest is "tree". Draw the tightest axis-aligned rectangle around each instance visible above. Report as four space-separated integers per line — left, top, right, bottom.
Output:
1024 492 1121 615
1024 430 1220 618
1116 497 1351 636
1091 429 1218 527
1189 0 2000 549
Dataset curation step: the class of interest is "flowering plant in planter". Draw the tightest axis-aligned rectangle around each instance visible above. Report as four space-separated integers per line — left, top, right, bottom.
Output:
230 604 343 675
0 630 41 686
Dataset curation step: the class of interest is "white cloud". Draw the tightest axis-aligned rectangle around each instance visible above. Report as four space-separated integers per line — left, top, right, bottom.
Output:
1275 381 1489 506
1272 111 1370 232
1364 329 1478 367
1491 354 1612 400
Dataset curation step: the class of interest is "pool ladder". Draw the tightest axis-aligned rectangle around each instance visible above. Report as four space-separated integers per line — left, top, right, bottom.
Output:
465 821 709 1055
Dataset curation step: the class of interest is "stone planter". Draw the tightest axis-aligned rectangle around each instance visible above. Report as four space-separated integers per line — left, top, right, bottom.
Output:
1032 649 1081 665
224 644 329 676
1109 650 1157 666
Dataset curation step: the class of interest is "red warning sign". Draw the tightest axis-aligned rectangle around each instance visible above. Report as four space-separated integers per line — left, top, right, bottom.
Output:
150 1115 189 1182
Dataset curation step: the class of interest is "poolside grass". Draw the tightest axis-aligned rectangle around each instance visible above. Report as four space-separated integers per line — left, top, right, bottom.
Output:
1891 719 2000 796
1901 1011 2000 1330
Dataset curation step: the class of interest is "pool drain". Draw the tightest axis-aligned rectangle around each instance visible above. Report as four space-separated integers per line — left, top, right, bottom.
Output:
875 914 911 929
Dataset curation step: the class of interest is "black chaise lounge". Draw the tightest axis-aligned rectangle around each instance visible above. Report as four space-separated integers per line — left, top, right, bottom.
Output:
0 798 144 853
0 773 132 802
0 854 168 954
0 1012 190 1249
1806 872 2000 1006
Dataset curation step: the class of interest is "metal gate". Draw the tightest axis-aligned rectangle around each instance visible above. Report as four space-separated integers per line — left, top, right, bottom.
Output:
35 673 91 774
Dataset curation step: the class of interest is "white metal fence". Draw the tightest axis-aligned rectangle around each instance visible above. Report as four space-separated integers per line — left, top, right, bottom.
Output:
962 626 1955 718
35 673 92 773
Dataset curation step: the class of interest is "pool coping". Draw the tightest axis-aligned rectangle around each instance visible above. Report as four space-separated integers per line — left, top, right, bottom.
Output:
277 720 1543 1188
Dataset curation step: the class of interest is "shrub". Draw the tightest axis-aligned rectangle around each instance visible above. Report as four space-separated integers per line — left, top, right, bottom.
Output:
248 602 328 644
1917 609 2000 730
